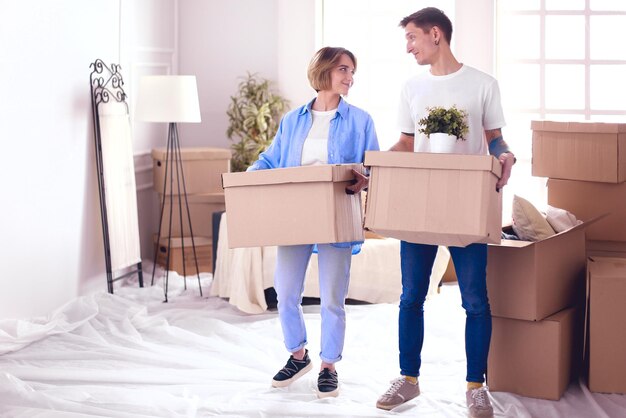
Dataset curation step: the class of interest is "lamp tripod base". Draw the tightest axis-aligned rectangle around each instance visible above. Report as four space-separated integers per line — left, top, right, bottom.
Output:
150 122 203 302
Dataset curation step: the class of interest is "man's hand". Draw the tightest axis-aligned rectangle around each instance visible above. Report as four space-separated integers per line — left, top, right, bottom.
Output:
346 168 369 195
496 152 515 191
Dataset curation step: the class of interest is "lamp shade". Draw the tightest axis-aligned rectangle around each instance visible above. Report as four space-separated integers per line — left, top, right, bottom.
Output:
135 75 201 123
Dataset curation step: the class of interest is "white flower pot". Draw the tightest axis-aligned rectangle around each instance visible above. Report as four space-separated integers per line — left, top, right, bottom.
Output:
428 132 458 153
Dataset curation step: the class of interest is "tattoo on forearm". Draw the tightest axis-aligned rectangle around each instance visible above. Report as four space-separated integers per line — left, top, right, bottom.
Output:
485 129 502 141
488 135 512 157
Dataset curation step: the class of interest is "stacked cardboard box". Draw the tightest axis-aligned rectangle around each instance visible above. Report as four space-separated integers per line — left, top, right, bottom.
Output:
534 121 626 395
486 223 587 400
153 147 232 195
485 121 626 399
533 120 626 396
154 236 213 276
159 193 226 238
152 147 231 274
532 120 626 252
488 307 582 400
586 257 626 395
548 179 626 247
490 120 626 397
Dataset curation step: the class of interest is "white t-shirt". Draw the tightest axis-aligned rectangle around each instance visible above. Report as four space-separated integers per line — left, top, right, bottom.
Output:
397 64 506 155
301 109 334 166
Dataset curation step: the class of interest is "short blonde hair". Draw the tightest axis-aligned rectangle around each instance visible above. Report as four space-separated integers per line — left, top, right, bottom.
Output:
307 47 357 92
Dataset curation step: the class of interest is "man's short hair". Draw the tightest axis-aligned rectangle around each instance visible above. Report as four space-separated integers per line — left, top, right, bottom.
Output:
399 7 453 45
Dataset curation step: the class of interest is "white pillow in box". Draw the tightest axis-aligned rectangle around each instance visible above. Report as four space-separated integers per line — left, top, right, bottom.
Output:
511 195 556 241
545 205 582 233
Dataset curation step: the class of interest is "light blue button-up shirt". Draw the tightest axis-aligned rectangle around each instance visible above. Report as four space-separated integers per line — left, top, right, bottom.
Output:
248 97 379 170
248 97 380 251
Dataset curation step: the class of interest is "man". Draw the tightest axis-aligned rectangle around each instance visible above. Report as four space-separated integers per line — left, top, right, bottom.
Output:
375 8 515 418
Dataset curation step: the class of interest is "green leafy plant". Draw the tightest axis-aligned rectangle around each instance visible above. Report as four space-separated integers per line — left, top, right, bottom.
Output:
226 72 289 172
417 105 469 140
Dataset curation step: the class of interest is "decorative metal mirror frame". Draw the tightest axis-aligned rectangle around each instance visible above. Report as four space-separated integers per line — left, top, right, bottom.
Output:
89 59 144 293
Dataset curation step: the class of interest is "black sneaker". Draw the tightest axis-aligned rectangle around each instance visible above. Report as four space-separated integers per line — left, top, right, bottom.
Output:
317 368 339 398
271 350 312 388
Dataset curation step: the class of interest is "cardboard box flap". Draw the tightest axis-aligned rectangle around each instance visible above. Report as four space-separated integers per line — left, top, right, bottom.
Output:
493 239 534 249
538 215 601 242
531 120 626 134
364 151 502 178
222 164 359 188
537 215 605 243
494 215 605 248
152 147 232 161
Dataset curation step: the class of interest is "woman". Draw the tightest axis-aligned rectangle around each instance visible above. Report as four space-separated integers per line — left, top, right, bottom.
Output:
247 46 379 398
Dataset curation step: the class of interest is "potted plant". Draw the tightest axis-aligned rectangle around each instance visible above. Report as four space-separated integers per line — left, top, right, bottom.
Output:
226 72 289 172
418 105 469 141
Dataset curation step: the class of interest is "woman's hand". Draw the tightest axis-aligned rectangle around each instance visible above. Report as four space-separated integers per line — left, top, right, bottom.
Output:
346 168 369 194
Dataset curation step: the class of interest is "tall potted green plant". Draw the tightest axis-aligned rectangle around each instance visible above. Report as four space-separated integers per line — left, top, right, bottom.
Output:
226 73 289 172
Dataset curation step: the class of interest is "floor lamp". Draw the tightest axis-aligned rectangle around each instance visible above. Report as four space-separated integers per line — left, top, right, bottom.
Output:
136 75 202 302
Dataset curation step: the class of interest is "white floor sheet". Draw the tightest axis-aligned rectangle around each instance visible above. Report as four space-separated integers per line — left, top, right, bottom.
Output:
1 276 624 418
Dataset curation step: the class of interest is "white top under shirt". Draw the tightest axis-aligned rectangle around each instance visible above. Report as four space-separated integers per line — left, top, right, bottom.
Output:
301 109 334 166
397 65 506 155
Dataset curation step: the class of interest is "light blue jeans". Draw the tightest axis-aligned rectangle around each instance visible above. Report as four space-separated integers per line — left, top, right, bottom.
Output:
274 243 352 364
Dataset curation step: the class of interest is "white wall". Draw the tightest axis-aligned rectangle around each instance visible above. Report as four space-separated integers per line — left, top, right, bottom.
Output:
178 0 281 149
276 0 319 108
454 0 495 75
0 0 121 318
124 0 178 271
0 0 180 319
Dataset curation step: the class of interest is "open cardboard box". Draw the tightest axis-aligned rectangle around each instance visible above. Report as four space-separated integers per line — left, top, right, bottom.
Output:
486 218 601 321
222 164 363 248
363 151 502 247
532 120 626 183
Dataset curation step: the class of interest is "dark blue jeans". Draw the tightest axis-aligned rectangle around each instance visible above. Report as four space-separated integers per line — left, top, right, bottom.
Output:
399 242 492 383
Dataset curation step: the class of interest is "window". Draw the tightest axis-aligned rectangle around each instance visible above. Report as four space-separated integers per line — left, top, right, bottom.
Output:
321 1 626 221
320 0 454 151
496 0 626 207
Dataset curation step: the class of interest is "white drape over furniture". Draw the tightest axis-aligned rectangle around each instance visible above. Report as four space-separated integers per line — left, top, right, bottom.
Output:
211 213 450 313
